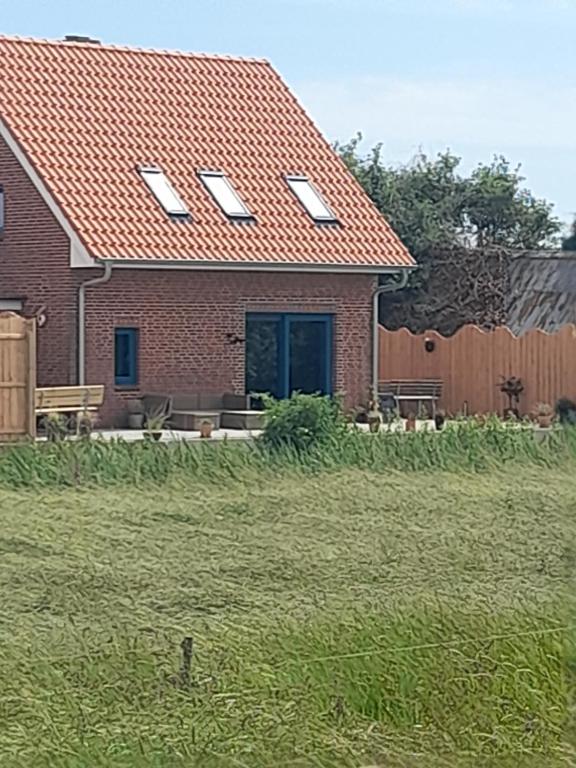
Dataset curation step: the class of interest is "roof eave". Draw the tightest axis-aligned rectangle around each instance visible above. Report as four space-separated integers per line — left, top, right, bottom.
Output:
96 258 415 275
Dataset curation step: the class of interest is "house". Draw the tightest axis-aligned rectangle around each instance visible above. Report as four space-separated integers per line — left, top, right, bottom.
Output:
507 252 576 335
0 35 414 425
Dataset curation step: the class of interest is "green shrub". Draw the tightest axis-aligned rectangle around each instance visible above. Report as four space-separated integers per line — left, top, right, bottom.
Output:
260 393 347 451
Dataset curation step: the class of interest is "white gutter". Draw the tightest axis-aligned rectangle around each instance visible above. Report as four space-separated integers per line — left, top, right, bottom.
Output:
372 271 411 398
78 263 113 385
102 259 413 276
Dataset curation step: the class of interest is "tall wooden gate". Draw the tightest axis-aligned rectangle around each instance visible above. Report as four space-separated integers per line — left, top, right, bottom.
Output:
0 312 36 442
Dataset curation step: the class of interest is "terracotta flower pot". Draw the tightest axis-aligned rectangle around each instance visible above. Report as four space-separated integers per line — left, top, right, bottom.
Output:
537 415 553 429
200 421 213 439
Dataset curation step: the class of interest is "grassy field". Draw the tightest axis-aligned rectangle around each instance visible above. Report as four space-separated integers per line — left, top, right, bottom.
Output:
0 440 575 765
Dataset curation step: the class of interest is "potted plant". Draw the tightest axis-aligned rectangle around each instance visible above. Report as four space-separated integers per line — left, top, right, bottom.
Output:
44 412 68 442
405 412 416 432
200 419 214 439
498 376 524 419
533 403 554 429
77 410 95 439
366 387 382 434
434 409 446 431
144 408 167 441
556 397 576 426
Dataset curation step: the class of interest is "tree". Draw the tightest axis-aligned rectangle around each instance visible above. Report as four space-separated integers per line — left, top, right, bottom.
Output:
337 136 562 333
338 135 560 257
562 218 576 251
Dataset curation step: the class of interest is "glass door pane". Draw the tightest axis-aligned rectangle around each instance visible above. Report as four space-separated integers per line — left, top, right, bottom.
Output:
245 316 283 403
289 318 331 395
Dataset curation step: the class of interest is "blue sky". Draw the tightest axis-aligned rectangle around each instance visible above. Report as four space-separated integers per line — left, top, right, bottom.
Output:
3 0 576 229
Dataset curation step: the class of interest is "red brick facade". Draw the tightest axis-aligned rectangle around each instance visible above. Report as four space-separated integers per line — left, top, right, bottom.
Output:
1 136 375 426
0 135 78 386
86 270 374 423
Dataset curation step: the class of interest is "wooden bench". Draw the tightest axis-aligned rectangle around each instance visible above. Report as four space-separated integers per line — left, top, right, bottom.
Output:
36 385 105 434
379 379 443 418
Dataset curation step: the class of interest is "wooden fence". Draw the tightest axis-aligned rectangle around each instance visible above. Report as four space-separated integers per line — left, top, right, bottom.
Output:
0 312 36 442
379 324 576 416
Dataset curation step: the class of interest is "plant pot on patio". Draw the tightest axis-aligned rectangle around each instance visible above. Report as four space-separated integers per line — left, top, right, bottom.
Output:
144 430 163 442
143 409 167 442
533 403 554 429
366 386 382 433
126 398 145 429
128 413 145 429
405 413 416 432
200 420 214 439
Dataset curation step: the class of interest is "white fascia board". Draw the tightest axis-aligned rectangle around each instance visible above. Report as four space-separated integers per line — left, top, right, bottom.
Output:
0 118 95 267
103 259 414 275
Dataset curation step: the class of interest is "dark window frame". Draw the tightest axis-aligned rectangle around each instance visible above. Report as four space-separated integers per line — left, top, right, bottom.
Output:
245 312 333 399
137 166 190 219
197 169 254 221
0 184 5 235
284 175 338 223
114 327 139 387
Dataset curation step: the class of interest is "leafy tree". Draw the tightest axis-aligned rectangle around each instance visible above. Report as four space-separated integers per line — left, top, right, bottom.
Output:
338 135 561 257
562 218 576 251
337 136 562 333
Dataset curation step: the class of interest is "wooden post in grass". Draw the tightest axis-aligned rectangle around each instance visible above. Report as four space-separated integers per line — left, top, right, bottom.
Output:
179 636 193 688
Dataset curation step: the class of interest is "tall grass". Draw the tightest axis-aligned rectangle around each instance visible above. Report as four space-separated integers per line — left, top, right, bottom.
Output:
1 609 572 767
0 453 574 765
1 422 576 489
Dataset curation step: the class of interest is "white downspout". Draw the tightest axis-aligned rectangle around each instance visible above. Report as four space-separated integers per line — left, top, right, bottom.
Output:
78 262 113 385
372 271 411 398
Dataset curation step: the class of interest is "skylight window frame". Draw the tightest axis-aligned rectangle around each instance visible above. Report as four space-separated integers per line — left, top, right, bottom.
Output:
138 166 190 219
285 175 337 223
198 170 253 221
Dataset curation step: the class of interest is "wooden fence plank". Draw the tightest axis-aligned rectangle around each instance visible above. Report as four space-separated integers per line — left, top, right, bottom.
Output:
379 324 576 416
0 313 36 442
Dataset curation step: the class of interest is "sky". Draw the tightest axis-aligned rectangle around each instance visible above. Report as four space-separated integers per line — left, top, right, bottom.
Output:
2 0 575 231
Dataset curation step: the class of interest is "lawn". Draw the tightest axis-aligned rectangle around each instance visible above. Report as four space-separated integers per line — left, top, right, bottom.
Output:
0 457 574 766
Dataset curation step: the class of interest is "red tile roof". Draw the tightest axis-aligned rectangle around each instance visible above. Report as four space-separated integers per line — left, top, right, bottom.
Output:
0 35 414 270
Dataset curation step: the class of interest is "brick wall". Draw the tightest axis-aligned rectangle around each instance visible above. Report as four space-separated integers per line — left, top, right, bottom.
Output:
0 134 77 385
1 135 376 426
86 269 375 424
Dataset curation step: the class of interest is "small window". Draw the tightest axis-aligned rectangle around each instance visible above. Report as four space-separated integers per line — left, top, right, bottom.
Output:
198 171 252 219
114 328 139 387
0 299 23 312
285 175 336 222
139 167 189 217
0 185 4 233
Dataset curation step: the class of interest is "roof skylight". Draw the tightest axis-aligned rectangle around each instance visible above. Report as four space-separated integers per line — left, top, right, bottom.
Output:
199 171 252 219
139 167 189 217
285 176 336 222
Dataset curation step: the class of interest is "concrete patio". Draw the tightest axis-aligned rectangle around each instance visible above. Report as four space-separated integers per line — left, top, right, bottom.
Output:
90 427 264 443
84 420 438 444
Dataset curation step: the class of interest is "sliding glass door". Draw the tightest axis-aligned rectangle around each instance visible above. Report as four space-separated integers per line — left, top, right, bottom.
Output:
246 313 333 402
